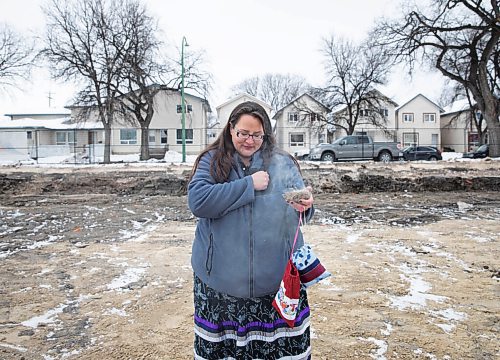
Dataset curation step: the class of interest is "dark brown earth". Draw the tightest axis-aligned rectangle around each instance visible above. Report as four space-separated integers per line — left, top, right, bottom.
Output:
0 160 499 359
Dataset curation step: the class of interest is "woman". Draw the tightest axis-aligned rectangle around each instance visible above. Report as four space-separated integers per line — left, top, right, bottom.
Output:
188 101 314 359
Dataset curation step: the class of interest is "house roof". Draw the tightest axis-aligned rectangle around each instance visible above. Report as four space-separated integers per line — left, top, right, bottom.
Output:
441 98 476 116
0 117 103 130
395 93 444 113
215 93 272 112
273 93 330 119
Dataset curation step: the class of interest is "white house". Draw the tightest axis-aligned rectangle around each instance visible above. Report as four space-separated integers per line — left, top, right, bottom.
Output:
440 99 486 153
272 93 331 157
395 94 444 148
330 89 399 142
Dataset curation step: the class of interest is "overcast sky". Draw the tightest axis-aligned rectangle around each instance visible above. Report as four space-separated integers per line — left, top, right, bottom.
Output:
0 0 447 118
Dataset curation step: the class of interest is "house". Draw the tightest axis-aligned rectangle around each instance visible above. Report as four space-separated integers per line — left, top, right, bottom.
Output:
395 94 444 148
66 87 211 157
0 116 103 161
272 93 331 157
211 93 273 142
440 99 486 153
330 89 399 142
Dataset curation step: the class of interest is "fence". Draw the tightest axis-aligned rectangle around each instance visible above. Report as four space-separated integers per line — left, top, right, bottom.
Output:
0 126 486 165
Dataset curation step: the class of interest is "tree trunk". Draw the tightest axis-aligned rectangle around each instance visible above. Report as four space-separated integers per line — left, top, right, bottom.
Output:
140 126 150 161
103 125 111 164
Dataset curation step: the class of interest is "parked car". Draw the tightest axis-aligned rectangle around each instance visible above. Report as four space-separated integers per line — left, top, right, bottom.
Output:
462 144 489 159
401 146 442 161
308 135 402 163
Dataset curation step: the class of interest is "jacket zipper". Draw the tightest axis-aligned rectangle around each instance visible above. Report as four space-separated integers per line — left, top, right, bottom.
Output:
249 201 254 297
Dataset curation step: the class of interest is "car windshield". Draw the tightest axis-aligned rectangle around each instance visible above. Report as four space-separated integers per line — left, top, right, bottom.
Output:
402 146 414 152
476 144 488 152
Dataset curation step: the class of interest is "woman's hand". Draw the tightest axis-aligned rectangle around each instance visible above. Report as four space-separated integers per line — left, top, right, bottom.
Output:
287 186 313 212
251 171 270 191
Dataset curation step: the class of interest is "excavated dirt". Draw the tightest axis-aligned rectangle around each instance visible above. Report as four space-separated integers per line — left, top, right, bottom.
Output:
0 160 499 359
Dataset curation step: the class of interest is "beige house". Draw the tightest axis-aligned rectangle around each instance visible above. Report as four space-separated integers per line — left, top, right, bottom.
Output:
395 94 444 148
273 93 331 157
331 89 399 142
68 87 211 157
440 100 485 153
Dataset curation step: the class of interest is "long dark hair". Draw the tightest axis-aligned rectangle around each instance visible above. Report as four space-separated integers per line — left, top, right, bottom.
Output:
190 101 281 183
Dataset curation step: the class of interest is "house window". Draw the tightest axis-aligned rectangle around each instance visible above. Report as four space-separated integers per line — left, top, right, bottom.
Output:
27 131 32 140
148 130 156 144
56 131 76 145
380 108 389 117
176 129 193 144
403 132 419 147
403 113 414 122
176 104 193 113
318 133 325 144
423 113 436 122
288 112 299 123
359 109 366 117
431 134 438 147
160 130 168 144
120 129 137 144
310 113 319 122
289 133 305 147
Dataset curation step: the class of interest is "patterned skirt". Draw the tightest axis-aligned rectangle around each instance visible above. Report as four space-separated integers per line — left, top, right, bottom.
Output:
193 274 311 360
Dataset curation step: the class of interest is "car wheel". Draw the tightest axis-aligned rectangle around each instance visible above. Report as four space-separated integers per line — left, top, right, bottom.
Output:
378 151 392 163
428 156 438 161
321 152 335 162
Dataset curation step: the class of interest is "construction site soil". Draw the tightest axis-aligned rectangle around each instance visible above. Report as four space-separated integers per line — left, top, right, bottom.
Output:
0 160 499 359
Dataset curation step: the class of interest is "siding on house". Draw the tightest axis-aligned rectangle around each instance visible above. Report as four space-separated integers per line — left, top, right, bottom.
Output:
396 94 443 148
273 94 331 156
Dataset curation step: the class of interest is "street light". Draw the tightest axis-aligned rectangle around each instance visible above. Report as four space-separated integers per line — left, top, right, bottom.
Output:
180 36 189 163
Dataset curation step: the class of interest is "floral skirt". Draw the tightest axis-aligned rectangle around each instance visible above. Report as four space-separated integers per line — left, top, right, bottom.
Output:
193 274 311 360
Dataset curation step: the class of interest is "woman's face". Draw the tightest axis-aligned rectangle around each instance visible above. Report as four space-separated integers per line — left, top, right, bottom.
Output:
230 114 265 161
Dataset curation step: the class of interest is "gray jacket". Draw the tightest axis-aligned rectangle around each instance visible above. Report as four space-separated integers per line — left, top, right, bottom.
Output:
188 150 313 298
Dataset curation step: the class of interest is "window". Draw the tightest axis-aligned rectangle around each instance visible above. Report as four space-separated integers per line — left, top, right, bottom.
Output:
318 133 325 144
149 130 156 144
288 112 299 123
27 131 32 140
381 108 389 117
359 109 367 117
403 132 419 147
160 130 168 144
423 113 436 122
120 129 137 144
176 129 193 144
56 131 76 145
289 133 304 147
176 104 193 113
403 113 414 122
431 134 438 147
310 113 319 122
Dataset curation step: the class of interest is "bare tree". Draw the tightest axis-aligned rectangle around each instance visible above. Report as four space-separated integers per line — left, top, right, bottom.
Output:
41 0 131 163
231 73 310 112
0 23 35 91
313 35 393 135
108 0 172 161
371 0 499 157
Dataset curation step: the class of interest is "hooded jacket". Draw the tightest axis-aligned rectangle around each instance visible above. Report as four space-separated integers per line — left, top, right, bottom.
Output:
188 149 313 298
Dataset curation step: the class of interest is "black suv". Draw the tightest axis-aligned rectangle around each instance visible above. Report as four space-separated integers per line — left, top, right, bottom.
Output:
402 146 442 161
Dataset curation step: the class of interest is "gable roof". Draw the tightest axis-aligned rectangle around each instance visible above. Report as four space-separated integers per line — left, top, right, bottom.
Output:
215 93 272 112
395 93 444 113
273 93 330 119
0 117 103 130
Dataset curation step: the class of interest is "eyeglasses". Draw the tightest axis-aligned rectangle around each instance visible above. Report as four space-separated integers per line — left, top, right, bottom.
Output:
233 128 266 141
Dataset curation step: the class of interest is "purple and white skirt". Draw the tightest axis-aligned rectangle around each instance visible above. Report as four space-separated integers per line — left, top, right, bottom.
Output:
193 274 311 360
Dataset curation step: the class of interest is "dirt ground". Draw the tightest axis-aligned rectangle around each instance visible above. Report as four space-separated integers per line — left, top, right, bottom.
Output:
0 160 499 359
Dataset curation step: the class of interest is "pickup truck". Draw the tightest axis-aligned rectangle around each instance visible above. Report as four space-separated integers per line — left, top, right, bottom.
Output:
308 135 402 162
